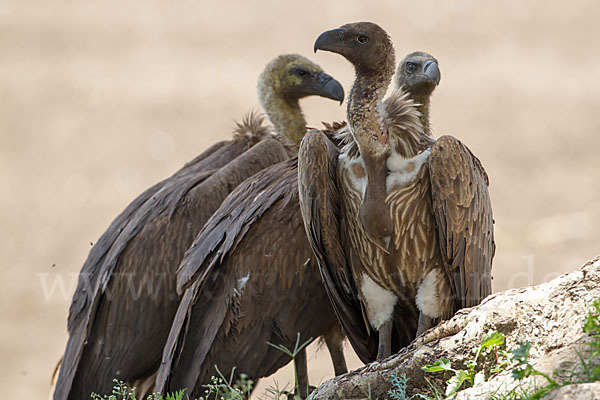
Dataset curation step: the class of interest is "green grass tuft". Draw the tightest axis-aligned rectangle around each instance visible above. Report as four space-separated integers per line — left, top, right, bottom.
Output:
90 379 186 400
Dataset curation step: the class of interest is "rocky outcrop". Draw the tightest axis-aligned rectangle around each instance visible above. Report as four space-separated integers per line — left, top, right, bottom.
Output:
543 382 600 400
309 256 600 399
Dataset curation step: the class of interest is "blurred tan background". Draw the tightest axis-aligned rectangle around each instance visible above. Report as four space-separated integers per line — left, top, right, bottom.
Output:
1 0 599 398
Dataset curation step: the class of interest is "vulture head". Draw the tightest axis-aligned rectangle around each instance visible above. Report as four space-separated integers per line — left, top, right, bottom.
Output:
314 22 395 78
257 54 344 145
258 54 344 105
258 54 344 109
395 51 440 102
395 51 440 136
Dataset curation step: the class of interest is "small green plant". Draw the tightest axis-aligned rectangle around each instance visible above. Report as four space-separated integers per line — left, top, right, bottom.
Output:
487 341 558 400
90 380 136 400
581 297 600 381
262 379 293 400
90 379 186 400
421 330 508 398
492 296 600 400
510 342 557 386
267 333 313 399
387 373 431 400
165 390 186 400
193 365 257 400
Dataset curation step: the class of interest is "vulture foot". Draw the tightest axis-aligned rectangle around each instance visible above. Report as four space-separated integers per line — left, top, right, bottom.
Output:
416 312 434 337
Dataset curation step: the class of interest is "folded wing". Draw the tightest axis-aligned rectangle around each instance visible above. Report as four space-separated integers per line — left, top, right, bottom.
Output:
428 135 495 310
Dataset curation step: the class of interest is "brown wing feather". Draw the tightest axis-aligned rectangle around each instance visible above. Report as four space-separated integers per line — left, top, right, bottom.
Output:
175 156 298 294
160 159 302 394
55 132 287 399
428 135 495 309
158 158 338 396
298 129 378 363
55 138 245 400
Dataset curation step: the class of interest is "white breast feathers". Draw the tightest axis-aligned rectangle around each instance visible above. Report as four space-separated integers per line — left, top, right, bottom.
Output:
386 148 431 191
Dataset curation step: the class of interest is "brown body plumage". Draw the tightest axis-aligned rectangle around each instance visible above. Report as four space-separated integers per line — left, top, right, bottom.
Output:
299 22 494 362
156 156 345 397
53 54 344 400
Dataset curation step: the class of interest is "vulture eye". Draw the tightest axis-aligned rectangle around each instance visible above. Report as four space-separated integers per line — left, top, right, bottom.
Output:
356 35 369 44
294 68 308 77
406 62 417 72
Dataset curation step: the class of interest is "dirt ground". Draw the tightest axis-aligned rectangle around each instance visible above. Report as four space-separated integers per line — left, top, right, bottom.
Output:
1 1 599 398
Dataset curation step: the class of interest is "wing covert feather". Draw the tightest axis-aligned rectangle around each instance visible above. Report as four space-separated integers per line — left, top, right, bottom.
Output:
159 157 337 395
428 135 495 309
176 141 292 294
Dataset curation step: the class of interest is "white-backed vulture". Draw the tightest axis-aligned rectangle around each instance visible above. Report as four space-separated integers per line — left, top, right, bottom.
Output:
154 53 440 397
298 22 494 362
53 54 344 400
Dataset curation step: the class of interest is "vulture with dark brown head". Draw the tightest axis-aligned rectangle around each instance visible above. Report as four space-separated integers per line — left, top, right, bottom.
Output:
298 22 494 362
53 54 343 400
154 53 440 397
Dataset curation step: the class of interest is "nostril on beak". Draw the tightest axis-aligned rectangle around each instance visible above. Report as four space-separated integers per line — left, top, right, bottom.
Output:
423 60 440 85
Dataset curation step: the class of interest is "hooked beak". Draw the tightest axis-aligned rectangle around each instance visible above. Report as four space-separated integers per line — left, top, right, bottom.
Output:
315 72 345 104
423 60 441 85
314 28 346 54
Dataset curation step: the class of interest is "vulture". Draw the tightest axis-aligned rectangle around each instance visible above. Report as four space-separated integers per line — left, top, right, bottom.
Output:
53 54 344 400
395 51 441 136
298 22 494 362
154 52 441 396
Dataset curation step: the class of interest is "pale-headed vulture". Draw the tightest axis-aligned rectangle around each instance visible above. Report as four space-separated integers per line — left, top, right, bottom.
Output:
53 54 343 400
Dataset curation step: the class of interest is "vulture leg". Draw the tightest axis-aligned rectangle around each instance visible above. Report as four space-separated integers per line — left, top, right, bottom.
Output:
323 325 348 376
294 348 309 398
377 319 393 361
416 312 434 337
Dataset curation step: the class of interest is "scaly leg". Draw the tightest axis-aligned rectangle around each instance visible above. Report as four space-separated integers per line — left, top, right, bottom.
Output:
323 324 348 376
377 319 393 361
416 312 433 337
294 347 309 398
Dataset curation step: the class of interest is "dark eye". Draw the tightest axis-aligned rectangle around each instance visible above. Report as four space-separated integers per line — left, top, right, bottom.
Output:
357 35 369 44
406 62 417 72
295 68 307 77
